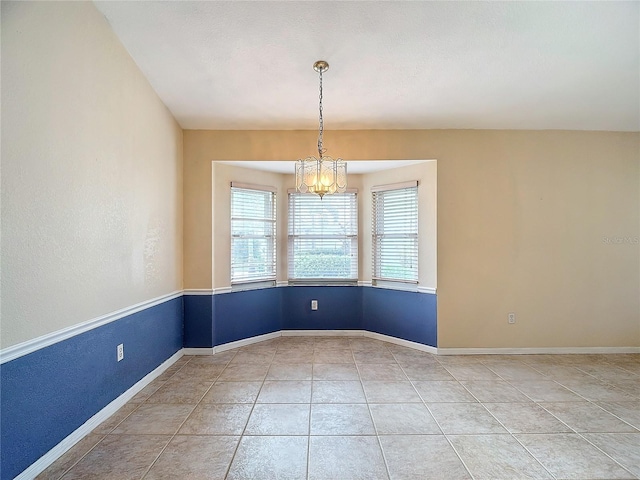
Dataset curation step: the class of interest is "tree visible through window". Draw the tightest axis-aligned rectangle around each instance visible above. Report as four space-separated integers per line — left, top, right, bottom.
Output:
372 181 418 284
231 183 276 285
288 192 358 282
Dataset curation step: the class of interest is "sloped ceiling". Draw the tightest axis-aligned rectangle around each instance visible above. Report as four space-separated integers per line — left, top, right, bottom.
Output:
94 1 639 132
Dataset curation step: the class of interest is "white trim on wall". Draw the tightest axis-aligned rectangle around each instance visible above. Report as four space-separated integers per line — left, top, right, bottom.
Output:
213 287 232 295
183 289 214 295
183 348 215 355
417 286 437 294
438 346 640 355
0 291 183 364
14 349 184 480
364 331 438 354
213 332 281 352
282 330 364 337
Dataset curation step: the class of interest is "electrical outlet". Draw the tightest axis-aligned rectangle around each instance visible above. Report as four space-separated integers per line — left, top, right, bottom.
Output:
117 344 124 362
311 300 318 311
508 313 516 324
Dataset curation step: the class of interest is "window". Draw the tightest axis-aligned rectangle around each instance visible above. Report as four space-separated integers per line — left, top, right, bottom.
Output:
230 182 276 285
288 191 358 282
372 181 418 284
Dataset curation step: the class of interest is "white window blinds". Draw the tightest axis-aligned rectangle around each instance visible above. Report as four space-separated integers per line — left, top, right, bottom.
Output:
372 181 418 284
288 192 358 282
231 183 276 284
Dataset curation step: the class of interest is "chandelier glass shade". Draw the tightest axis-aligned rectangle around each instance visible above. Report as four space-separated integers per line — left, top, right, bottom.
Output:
295 61 347 198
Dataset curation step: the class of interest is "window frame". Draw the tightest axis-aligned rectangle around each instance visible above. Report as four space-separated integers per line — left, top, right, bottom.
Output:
230 182 277 288
287 189 359 285
371 181 419 287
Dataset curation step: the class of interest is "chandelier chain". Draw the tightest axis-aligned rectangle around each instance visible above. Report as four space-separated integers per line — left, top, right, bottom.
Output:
317 68 324 158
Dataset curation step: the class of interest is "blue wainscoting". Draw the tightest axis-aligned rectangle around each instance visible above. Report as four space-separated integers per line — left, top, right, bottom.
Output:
184 295 214 348
183 286 436 348
363 287 437 347
0 297 183 480
213 288 282 346
282 286 363 331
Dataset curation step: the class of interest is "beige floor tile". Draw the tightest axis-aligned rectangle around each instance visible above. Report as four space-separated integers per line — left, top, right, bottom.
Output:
38 339 640 479
358 363 407 381
217 363 269 381
144 435 239 479
379 435 471 480
308 436 389 480
528 364 595 380
201 381 262 404
256 380 312 403
146 378 212 404
178 404 252 435
36 434 104 480
272 349 315 363
413 380 477 402
394 353 440 368
349 338 389 350
361 381 422 403
460 380 532 402
583 433 640 478
112 403 194 435
244 403 310 435
61 434 170 480
353 350 397 364
315 338 352 349
129 380 164 403
486 363 548 381
597 401 640 429
313 348 354 364
482 402 572 433
577 364 640 381
370 403 440 434
229 350 275 365
310 404 376 435
516 433 635 479
448 434 552 479
541 402 638 432
313 363 360 380
266 363 313 380
428 403 507 434
227 436 308 480
442 364 500 380
557 378 637 401
312 380 366 403
93 404 138 434
169 362 226 382
508 380 584 402
435 355 485 365
401 364 454 381
188 351 235 364
610 378 640 396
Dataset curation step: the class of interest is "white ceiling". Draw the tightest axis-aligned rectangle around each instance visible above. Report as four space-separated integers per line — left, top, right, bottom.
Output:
94 1 639 132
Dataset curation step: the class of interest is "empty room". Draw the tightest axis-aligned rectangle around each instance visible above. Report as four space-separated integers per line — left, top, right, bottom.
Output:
1 1 639 479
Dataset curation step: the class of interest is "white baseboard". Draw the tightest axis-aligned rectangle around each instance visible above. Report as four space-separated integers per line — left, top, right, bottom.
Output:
282 330 365 337
214 331 282 353
15 350 184 480
364 331 438 354
183 348 215 355
437 346 640 355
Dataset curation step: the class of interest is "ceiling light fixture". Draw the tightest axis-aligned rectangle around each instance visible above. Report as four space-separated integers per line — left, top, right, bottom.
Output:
295 60 347 199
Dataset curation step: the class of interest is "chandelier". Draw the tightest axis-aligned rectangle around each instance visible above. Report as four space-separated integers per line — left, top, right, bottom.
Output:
295 60 347 198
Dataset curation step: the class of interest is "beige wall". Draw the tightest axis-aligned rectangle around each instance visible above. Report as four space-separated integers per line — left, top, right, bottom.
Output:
1 2 183 348
184 130 639 348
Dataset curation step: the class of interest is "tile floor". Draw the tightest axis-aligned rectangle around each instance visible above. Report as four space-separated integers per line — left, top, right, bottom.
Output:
38 336 640 479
